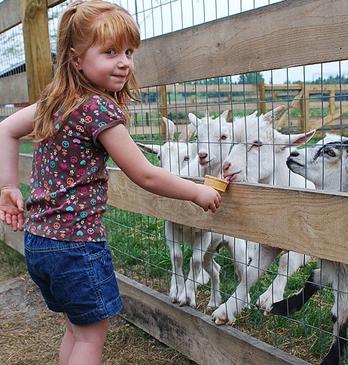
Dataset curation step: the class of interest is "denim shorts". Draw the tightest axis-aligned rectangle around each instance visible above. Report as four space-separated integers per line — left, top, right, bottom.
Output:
24 231 123 325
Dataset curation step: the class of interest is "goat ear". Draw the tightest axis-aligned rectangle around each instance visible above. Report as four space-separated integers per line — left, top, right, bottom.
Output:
178 124 196 142
187 123 197 141
246 110 258 120
188 113 201 128
225 110 234 123
263 105 287 123
282 129 316 148
161 117 175 141
219 110 229 122
137 142 160 155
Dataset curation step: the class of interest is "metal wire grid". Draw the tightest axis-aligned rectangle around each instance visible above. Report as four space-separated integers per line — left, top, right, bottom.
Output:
115 64 348 364
0 1 347 363
0 0 284 81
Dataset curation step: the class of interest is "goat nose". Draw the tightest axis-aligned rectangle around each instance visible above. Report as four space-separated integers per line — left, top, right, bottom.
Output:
290 151 299 157
223 161 231 171
198 152 208 160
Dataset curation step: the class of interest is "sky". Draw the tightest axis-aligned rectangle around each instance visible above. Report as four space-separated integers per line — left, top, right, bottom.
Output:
0 0 346 84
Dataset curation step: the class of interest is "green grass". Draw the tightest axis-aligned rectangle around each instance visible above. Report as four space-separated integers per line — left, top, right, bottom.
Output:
105 216 339 364
102 201 342 363
19 141 34 154
0 240 26 280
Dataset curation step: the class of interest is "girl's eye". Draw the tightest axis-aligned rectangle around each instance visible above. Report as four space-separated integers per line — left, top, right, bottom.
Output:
105 49 117 56
125 49 134 57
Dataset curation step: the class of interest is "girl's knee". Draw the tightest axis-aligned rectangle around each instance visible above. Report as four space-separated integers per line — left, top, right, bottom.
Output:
71 319 110 344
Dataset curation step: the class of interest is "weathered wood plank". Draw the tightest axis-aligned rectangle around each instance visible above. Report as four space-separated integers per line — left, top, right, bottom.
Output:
2 0 348 90
118 273 309 365
145 83 258 94
21 0 52 103
0 73 28 105
135 0 348 87
0 223 24 255
18 154 348 265
0 0 21 34
0 0 65 34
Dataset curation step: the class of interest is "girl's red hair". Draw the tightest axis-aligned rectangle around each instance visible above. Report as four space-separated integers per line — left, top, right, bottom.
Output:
31 0 141 141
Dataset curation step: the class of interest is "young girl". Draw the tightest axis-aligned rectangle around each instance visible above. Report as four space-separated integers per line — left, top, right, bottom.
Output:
0 1 221 364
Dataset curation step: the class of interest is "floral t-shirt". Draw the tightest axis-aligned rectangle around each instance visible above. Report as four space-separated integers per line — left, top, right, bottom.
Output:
25 95 126 242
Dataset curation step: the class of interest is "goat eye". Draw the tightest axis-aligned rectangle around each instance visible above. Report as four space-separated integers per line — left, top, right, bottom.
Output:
325 149 336 157
252 140 263 147
220 135 227 141
183 156 190 162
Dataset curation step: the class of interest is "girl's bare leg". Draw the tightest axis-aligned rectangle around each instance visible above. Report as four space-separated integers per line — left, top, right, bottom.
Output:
59 314 75 365
59 315 109 365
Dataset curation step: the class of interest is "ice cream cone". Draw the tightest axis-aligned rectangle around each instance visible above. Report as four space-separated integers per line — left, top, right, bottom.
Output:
204 175 228 193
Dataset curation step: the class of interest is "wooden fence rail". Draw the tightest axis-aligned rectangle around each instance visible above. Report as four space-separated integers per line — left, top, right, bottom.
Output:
17 153 348 266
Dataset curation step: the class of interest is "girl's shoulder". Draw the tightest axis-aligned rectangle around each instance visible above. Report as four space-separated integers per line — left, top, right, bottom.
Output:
79 94 126 119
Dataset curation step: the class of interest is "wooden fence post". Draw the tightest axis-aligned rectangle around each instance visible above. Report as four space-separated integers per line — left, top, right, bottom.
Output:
159 85 168 140
21 0 52 104
304 89 310 131
299 83 305 131
258 82 266 115
329 90 336 117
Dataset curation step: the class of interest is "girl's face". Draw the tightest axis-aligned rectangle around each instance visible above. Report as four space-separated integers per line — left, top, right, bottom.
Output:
76 44 135 93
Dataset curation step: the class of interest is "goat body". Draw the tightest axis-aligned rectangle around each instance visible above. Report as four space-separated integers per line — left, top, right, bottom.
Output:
138 114 239 309
211 106 316 325
271 135 348 365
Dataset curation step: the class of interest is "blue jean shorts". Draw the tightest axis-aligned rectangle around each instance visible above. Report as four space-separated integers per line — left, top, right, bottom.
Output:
24 231 123 325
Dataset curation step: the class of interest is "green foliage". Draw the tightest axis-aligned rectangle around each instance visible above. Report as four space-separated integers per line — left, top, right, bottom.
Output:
238 72 265 84
19 141 34 154
0 240 26 280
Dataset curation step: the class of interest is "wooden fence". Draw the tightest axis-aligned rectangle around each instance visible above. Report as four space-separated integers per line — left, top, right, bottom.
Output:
1 0 348 364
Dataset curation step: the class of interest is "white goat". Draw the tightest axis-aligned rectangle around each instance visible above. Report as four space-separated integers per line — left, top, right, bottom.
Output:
188 111 232 178
138 116 225 310
271 134 348 365
211 106 316 325
187 111 261 310
139 112 258 311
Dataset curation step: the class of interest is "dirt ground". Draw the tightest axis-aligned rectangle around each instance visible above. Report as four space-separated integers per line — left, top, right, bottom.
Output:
0 242 194 365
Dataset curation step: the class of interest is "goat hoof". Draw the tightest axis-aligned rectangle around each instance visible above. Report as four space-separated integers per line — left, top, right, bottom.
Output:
206 306 217 314
214 317 227 326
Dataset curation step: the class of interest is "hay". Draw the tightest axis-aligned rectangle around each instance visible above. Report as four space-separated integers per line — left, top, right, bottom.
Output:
0 274 193 365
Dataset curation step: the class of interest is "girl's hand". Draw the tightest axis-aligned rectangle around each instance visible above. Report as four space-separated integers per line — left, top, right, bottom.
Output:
192 184 221 212
0 187 25 231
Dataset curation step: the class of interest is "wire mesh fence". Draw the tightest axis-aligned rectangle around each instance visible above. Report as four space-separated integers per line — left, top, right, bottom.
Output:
1 1 348 364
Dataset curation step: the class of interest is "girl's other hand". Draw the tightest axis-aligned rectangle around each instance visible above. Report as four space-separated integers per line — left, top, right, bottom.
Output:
192 184 221 212
0 187 25 231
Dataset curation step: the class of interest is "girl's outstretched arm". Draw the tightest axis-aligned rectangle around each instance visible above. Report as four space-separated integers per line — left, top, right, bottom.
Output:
98 124 221 212
0 104 36 230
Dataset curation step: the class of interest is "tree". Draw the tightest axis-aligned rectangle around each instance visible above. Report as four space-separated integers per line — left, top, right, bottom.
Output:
238 72 265 84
